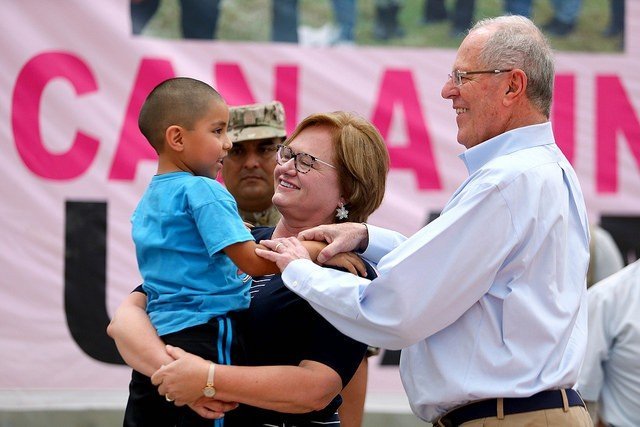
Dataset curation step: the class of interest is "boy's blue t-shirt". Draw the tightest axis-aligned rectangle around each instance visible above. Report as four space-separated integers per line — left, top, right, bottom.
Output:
132 171 253 336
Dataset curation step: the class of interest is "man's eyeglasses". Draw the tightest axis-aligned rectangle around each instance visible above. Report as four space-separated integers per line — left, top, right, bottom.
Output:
448 69 513 87
276 145 336 174
227 143 278 160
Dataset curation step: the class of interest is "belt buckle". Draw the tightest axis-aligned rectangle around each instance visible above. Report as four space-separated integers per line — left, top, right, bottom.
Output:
435 417 454 427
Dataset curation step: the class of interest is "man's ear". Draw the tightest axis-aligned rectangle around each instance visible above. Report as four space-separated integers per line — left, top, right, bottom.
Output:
503 69 527 106
165 125 184 152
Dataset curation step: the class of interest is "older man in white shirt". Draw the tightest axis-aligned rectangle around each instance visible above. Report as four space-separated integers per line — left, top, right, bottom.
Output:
258 15 592 426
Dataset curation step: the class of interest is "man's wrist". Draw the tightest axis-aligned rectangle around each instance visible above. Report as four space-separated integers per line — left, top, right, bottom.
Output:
358 223 370 253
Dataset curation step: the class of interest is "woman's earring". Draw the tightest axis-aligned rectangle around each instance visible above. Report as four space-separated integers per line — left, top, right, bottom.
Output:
336 203 349 220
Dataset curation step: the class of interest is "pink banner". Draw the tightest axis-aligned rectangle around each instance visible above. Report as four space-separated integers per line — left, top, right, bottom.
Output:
1 0 639 411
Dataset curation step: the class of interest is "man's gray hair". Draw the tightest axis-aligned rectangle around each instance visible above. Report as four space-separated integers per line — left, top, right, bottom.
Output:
471 15 555 118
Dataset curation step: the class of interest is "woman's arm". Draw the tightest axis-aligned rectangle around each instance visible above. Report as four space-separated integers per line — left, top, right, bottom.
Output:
152 345 342 413
338 357 368 427
106 291 173 377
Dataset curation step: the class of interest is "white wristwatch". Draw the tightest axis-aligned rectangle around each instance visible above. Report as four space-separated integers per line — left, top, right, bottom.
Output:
202 362 216 398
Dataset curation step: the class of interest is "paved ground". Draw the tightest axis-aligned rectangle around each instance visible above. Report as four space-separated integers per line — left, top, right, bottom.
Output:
0 410 430 426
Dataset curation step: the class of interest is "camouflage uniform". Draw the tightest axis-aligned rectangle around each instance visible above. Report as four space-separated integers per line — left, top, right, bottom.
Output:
227 101 286 227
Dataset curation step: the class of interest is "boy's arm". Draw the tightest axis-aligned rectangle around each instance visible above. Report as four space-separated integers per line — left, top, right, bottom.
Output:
223 239 323 278
223 241 280 276
225 239 365 277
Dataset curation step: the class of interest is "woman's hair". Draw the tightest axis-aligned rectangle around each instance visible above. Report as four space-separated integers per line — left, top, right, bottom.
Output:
471 15 555 118
138 77 224 153
285 111 390 223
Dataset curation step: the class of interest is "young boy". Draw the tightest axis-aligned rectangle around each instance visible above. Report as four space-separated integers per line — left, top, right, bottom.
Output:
125 77 279 426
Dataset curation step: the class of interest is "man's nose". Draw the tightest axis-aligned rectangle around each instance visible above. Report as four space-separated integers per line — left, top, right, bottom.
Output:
441 78 458 99
243 150 262 167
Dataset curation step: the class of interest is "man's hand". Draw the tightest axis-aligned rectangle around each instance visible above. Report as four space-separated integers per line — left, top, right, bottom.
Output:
256 237 311 271
297 223 369 263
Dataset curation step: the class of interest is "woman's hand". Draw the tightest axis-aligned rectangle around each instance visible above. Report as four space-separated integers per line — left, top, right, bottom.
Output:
188 396 239 420
152 345 239 418
151 345 227 407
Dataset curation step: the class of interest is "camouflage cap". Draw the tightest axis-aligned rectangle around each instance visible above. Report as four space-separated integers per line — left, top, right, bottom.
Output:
228 101 287 143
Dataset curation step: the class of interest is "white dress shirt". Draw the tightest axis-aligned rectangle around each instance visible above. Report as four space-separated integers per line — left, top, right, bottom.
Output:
577 260 640 427
282 122 590 421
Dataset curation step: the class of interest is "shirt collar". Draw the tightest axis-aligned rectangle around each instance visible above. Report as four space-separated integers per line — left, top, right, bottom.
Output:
459 122 556 175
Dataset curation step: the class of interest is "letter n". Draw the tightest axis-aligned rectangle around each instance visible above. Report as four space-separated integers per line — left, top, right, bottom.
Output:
596 75 640 193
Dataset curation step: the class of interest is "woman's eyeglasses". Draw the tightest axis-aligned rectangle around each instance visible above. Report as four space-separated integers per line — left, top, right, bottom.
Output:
276 145 336 174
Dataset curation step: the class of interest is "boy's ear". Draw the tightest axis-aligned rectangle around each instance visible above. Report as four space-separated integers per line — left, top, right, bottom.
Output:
165 125 184 152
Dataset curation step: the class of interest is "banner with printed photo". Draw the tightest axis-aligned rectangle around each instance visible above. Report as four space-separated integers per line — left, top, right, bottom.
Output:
1 0 639 413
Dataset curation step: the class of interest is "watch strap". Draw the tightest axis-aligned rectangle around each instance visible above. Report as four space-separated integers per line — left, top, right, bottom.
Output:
206 362 215 387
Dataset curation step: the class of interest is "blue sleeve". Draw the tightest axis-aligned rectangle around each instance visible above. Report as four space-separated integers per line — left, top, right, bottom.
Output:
188 178 254 255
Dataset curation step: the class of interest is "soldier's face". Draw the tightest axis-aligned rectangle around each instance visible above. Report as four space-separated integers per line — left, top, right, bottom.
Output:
221 138 280 212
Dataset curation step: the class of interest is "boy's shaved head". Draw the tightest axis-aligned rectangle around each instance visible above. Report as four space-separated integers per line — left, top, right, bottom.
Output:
138 77 225 152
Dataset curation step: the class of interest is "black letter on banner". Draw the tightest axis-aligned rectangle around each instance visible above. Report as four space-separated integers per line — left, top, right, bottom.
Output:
380 349 401 366
64 201 124 364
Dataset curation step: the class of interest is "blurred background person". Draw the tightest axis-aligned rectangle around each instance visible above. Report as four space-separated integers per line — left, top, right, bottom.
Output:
224 101 286 227
604 0 625 42
421 0 477 37
577 259 640 427
272 0 299 42
542 0 583 36
130 0 221 39
373 0 405 40
272 0 357 45
587 224 625 289
504 0 533 17
332 0 358 44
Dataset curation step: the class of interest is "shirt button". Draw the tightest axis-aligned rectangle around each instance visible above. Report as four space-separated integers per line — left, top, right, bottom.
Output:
292 281 298 287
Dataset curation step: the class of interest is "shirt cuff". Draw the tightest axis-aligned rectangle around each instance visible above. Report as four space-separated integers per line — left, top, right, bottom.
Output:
361 224 406 263
282 259 362 319
281 258 319 291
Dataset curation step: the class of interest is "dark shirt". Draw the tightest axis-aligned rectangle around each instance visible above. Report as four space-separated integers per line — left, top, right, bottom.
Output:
227 227 372 425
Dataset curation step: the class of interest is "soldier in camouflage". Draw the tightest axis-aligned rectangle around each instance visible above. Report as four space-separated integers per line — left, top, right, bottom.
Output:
222 101 287 227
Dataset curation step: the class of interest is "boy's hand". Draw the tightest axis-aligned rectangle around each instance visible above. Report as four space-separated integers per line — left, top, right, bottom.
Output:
324 252 367 277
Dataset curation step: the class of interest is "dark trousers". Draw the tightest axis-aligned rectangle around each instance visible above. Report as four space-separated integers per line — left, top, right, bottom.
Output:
424 0 476 32
272 0 299 42
123 315 246 427
130 0 220 39
610 0 625 33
